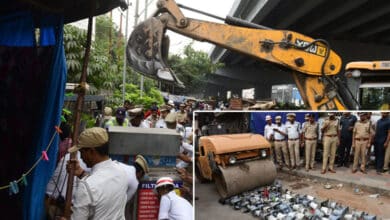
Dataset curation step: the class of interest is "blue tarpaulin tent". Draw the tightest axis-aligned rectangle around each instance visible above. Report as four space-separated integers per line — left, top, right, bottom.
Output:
0 10 66 220
0 1 126 219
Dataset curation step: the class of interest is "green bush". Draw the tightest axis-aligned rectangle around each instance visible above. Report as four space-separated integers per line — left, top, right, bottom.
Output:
112 83 164 109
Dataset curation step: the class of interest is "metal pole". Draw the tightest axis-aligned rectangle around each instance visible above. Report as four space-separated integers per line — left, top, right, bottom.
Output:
134 0 139 34
123 0 130 104
140 0 148 98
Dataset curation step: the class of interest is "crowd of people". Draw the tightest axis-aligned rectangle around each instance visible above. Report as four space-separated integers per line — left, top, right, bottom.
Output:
45 99 195 220
264 112 390 175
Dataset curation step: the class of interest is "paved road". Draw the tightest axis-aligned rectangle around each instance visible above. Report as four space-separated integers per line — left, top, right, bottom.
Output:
195 169 390 220
195 179 256 220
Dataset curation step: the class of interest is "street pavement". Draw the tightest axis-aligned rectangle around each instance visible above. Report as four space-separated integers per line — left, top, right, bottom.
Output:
283 165 390 195
195 164 390 220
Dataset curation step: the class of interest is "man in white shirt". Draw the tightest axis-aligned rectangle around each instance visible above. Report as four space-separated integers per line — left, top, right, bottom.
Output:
66 127 129 220
264 115 275 162
273 116 290 170
115 155 149 202
285 113 302 169
176 134 193 169
115 155 149 219
167 100 176 113
45 151 90 219
156 105 170 128
128 107 150 128
155 177 193 220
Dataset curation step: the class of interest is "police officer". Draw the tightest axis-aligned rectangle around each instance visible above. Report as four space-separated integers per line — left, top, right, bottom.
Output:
321 113 340 174
128 107 150 128
104 107 129 129
273 116 290 170
374 112 390 174
338 112 357 168
264 115 275 162
286 113 301 169
176 103 188 124
155 177 193 220
301 113 318 172
301 113 310 131
351 112 372 174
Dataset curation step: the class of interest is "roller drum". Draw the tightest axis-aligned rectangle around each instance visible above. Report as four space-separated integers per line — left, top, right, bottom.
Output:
214 160 276 198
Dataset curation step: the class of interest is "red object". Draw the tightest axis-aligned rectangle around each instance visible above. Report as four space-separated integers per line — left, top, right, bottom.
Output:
54 126 63 134
144 109 161 119
263 188 269 198
42 151 49 161
156 179 174 185
137 188 160 220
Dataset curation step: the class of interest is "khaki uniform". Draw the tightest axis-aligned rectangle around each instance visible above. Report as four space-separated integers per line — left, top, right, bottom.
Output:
286 121 301 167
274 140 289 167
264 124 276 162
352 120 372 171
273 125 290 167
176 111 187 123
322 119 339 171
303 122 318 170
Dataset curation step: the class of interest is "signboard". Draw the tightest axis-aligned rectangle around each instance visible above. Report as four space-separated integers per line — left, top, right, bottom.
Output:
137 181 183 220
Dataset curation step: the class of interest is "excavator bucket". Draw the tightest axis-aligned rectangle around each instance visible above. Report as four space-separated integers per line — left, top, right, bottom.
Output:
126 17 184 88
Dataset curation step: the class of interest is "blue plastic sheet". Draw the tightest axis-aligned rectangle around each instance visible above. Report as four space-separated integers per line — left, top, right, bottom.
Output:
22 25 66 220
0 10 67 219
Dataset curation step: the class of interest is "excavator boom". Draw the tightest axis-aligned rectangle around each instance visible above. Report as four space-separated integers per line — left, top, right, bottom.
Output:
127 0 350 110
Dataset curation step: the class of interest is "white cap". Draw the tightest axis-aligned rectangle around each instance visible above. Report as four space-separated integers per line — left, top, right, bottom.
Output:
275 116 282 120
265 115 272 121
154 177 175 193
287 113 296 118
168 100 174 106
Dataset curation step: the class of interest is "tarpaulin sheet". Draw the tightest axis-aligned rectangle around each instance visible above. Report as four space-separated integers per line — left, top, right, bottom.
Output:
0 11 66 220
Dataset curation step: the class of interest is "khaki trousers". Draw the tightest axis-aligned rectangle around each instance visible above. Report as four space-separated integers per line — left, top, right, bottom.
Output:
274 141 290 167
305 140 317 169
268 141 275 162
288 140 300 167
353 140 368 171
322 136 338 171
384 143 390 170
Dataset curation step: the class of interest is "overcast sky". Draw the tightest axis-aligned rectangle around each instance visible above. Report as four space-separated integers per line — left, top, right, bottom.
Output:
112 0 236 54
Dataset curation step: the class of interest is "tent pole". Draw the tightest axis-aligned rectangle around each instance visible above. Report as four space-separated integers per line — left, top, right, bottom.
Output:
63 1 95 218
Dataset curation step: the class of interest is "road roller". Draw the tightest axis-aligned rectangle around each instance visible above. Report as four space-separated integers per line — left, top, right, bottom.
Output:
197 133 277 198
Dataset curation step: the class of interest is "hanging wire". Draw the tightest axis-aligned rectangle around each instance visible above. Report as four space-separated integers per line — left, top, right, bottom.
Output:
0 126 59 190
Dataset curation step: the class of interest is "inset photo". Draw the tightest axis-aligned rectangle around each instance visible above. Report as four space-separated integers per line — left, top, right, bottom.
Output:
194 111 390 220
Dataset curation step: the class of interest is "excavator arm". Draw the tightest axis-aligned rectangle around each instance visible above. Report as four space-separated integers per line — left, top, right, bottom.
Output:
127 0 350 110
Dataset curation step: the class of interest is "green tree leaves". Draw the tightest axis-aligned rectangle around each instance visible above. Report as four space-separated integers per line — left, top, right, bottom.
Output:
63 15 163 108
168 43 223 94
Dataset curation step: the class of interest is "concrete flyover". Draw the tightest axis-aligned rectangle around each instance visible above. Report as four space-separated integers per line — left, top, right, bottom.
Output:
207 0 390 100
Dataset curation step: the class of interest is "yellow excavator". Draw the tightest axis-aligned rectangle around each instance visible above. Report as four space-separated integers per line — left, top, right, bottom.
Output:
126 0 388 110
345 61 390 110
